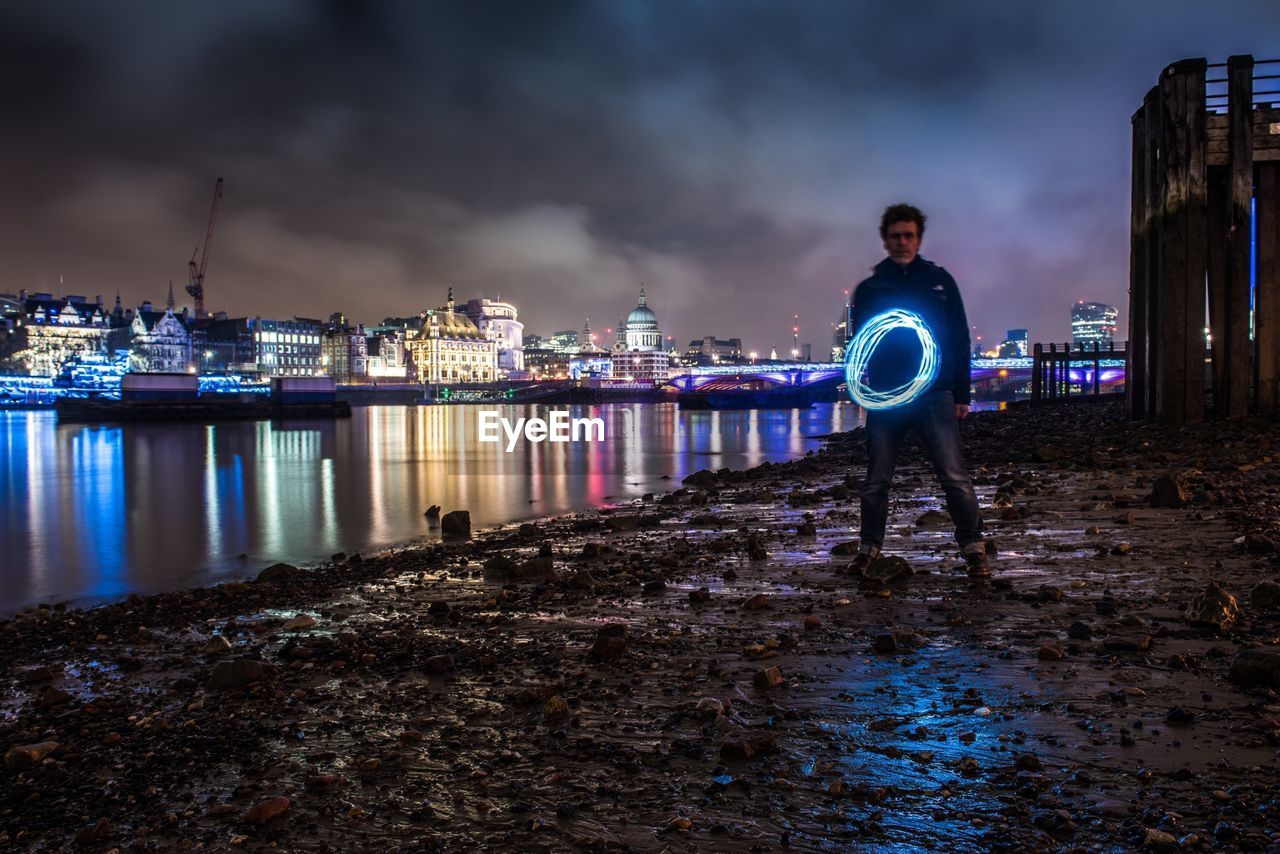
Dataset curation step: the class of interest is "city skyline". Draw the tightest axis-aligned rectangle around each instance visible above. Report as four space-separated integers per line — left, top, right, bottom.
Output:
1 2 1277 351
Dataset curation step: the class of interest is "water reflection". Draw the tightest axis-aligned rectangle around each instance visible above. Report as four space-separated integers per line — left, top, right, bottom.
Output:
2 402 883 613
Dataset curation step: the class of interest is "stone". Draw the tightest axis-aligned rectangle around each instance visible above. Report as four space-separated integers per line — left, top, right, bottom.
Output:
206 658 265 690
590 625 628 661
1185 582 1238 632
688 587 711 604
1038 643 1065 662
4 741 58 770
424 505 441 518
741 593 769 610
1103 635 1151 653
682 469 717 488
543 695 570 720
482 555 519 580
720 731 776 761
1142 827 1178 848
1246 532 1277 554
1067 621 1093 640
257 563 300 583
424 655 454 674
244 796 290 824
859 555 912 585
754 665 784 690
915 509 950 527
428 600 451 616
830 541 859 556
1149 470 1190 508
282 615 316 631
872 632 898 655
746 534 768 560
695 697 725 718
1250 580 1280 610
1227 649 1280 690
39 686 72 707
441 510 471 539
803 615 822 630
200 635 233 654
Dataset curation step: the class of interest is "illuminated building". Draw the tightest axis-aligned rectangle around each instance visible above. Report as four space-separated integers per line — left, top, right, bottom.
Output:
462 297 524 374
11 292 109 377
127 305 194 373
249 317 323 376
405 289 498 384
321 313 368 381
615 286 664 352
1071 302 1118 345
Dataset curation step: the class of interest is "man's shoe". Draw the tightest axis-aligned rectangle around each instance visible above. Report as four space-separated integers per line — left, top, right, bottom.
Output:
964 548 990 578
847 545 880 576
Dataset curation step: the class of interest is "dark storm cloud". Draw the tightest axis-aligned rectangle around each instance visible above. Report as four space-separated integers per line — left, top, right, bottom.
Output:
0 0 1277 349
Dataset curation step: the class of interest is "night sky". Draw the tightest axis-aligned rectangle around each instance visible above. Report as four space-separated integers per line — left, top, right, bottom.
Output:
1 1 1277 353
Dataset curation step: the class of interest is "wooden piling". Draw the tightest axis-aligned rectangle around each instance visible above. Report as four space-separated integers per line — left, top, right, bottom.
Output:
1259 162 1280 413
1227 55 1253 417
1207 165 1230 416
1129 106 1149 418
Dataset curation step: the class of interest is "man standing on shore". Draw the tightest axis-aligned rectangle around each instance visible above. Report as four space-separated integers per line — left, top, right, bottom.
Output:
848 204 988 577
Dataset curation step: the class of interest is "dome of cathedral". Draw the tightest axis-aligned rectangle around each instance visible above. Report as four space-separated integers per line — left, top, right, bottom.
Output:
626 287 657 327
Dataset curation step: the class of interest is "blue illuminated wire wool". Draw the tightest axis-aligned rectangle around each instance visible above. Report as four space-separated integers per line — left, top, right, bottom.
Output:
844 308 940 410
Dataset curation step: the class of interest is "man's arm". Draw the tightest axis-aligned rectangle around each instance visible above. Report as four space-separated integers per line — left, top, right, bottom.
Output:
943 273 972 407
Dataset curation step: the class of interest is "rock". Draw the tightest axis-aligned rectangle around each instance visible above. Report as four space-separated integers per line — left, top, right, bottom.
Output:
1142 827 1178 848
695 697 725 718
1149 470 1190 508
872 632 898 655
1166 706 1196 725
915 509 950 527
590 625 628 661
682 469 717 488
282 614 316 631
1246 532 1277 554
72 818 110 847
441 510 471 539
1032 445 1063 463
257 563 300 583
754 665 784 690
741 593 769 610
1114 511 1135 525
803 615 822 630
519 556 555 579
664 816 692 832
206 658 265 690
1185 582 1238 632
428 600 451 616
543 695 570 720
830 541 859 556
1038 643 1065 662
1227 649 1280 689
1014 754 1042 772
1250 580 1280 610
244 796 290 824
643 579 667 594
720 731 776 761
688 587 711 604
581 542 615 559
4 741 58 770
200 635 233 654
424 505 441 518
796 521 817 537
746 534 768 560
1103 635 1152 653
482 555 519 580
1067 621 1093 640
424 655 454 674
1110 543 1132 556
306 774 342 790
39 686 72 707
858 555 912 585
21 666 54 684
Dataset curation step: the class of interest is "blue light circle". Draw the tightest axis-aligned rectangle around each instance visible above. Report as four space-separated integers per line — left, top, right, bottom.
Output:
844 308 940 410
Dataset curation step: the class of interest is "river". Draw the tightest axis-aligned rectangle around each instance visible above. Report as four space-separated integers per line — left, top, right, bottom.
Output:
0 402 890 614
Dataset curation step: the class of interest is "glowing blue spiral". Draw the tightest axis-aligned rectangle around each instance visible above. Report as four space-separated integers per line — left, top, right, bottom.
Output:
844 308 940 410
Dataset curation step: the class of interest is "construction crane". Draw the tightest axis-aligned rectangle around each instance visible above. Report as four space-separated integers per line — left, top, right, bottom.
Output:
186 177 224 319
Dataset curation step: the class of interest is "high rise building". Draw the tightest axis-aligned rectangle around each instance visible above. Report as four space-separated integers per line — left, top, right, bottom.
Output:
1004 328 1029 356
1071 302 1118 345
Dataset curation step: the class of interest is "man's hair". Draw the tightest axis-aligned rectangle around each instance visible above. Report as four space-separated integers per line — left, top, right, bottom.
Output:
879 203 926 239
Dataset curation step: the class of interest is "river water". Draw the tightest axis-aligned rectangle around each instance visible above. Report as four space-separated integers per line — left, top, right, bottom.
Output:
0 402 882 614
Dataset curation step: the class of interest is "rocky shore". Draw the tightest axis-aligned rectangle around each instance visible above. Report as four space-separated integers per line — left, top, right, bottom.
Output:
4 396 1280 852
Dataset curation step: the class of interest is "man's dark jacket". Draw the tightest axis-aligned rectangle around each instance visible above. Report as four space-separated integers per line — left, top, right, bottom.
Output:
849 255 972 405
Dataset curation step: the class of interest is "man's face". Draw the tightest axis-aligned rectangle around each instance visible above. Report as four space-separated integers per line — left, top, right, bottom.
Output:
882 220 920 266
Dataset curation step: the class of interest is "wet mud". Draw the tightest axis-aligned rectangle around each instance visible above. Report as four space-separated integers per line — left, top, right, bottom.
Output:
4 398 1280 851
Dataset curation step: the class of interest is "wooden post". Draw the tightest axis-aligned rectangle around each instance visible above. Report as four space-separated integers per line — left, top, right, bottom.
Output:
1130 105 1149 418
1157 59 1208 424
1184 60 1208 423
1143 87 1163 420
1032 342 1042 402
1227 54 1253 417
1094 342 1102 395
1049 343 1057 401
1259 162 1280 413
1207 165 1230 416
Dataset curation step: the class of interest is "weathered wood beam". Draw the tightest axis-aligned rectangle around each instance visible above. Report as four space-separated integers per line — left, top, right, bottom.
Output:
1207 165 1230 417
1228 54 1253 417
1129 105 1148 419
1258 162 1280 413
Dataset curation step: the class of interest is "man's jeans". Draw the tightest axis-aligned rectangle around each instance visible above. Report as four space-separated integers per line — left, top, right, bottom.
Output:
859 390 984 550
